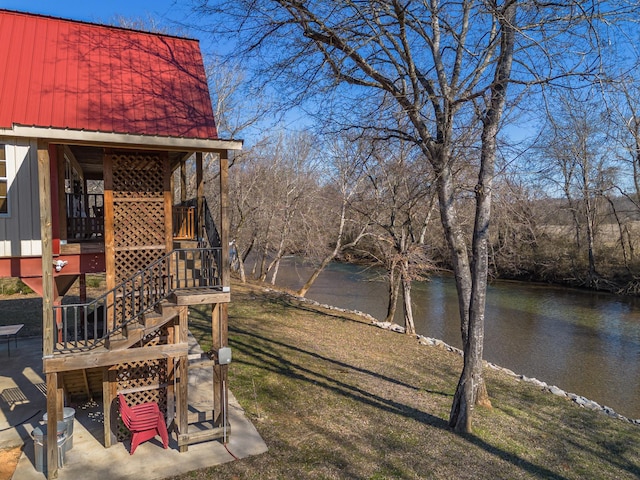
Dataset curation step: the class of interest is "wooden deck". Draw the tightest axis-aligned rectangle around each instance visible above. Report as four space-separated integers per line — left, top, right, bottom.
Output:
170 288 230 305
45 342 189 373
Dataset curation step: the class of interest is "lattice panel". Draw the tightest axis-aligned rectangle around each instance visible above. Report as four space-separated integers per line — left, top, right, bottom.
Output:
114 249 165 282
114 201 165 247
109 151 169 284
140 325 169 347
107 151 173 441
112 153 164 198
116 358 169 441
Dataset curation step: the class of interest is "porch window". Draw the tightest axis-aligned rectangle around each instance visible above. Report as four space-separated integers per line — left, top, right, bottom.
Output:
0 145 7 215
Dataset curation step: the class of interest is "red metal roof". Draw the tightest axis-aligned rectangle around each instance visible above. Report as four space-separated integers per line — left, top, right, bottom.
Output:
0 10 218 140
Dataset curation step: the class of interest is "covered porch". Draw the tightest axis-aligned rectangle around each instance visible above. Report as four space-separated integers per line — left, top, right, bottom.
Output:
0 335 267 479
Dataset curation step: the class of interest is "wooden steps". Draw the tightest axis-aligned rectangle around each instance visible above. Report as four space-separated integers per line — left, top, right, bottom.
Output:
106 323 145 350
106 298 184 350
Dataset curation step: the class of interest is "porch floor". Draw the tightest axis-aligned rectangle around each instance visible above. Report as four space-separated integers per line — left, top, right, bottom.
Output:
0 335 267 480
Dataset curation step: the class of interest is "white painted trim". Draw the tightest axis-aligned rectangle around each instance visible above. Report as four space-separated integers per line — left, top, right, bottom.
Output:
0 125 243 151
0 143 8 218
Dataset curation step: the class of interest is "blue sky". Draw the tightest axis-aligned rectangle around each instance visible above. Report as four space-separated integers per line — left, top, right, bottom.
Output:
0 1 185 25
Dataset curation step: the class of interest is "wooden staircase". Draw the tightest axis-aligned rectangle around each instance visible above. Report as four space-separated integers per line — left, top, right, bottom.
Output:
52 247 226 353
106 300 181 350
48 246 231 453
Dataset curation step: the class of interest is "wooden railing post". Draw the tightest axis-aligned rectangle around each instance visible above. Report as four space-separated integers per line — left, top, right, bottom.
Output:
196 152 204 242
219 150 230 288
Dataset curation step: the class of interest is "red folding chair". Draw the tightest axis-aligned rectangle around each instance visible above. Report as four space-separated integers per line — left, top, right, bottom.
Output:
118 394 169 455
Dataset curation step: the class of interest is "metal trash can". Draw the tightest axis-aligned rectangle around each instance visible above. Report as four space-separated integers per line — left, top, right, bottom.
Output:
33 422 67 472
43 407 75 451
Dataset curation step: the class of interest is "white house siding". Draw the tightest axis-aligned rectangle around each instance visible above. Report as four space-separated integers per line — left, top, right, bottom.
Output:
0 138 42 257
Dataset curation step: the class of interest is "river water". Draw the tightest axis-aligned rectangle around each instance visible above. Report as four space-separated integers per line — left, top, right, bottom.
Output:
272 258 640 420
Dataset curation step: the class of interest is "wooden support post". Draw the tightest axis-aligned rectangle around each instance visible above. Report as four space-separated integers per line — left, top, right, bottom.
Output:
103 151 115 292
39 142 54 357
103 368 111 447
177 306 188 451
82 369 92 401
45 373 58 479
103 151 117 332
176 306 189 453
39 141 58 478
212 304 221 426
178 354 188 452
196 152 203 241
166 318 176 430
212 151 230 434
219 151 230 287
56 145 67 243
163 152 173 252
79 274 87 303
212 303 228 429
180 159 187 203
103 367 118 448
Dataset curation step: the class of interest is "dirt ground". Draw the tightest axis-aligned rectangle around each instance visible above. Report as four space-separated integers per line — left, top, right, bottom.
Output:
0 446 21 480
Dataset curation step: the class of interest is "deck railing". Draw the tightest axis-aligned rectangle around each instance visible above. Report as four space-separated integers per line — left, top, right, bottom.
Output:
173 206 196 240
66 193 104 239
53 248 222 353
173 198 221 248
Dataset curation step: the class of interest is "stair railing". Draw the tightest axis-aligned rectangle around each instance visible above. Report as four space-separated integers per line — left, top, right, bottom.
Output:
52 247 222 354
201 197 222 249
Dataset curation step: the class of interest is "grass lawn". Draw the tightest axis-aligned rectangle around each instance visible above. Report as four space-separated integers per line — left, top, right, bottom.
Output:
171 281 640 479
1 277 637 479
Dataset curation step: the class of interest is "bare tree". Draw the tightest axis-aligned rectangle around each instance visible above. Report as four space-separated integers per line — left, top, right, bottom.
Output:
194 0 627 432
230 131 319 283
607 68 640 280
351 133 437 334
227 145 267 283
207 57 270 140
536 92 618 288
295 134 371 297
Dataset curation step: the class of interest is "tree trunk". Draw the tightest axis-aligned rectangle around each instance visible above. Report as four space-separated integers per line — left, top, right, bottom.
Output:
385 263 400 323
296 229 367 297
584 192 598 286
270 257 281 285
449 1 516 433
258 242 269 281
401 259 416 335
435 161 472 346
237 252 247 283
297 253 334 297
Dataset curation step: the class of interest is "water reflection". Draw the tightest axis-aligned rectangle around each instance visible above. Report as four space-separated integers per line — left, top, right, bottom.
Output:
271 258 640 419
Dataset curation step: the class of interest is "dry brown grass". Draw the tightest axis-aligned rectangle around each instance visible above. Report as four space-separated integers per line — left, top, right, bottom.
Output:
2 278 638 479
174 281 640 480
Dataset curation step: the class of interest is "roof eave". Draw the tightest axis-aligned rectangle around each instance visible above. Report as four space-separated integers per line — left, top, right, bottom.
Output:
0 125 243 152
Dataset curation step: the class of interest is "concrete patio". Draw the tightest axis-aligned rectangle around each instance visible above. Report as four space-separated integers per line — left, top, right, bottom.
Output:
0 334 268 479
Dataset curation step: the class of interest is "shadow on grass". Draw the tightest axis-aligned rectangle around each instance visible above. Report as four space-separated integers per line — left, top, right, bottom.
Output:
232 326 450 397
229 326 572 480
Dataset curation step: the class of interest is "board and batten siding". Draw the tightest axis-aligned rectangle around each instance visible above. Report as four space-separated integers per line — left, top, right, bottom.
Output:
0 139 42 257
